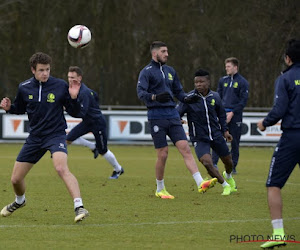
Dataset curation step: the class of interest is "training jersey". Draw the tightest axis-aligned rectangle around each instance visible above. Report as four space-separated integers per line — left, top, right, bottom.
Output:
263 63 300 130
217 73 249 116
177 89 228 142
8 76 79 136
137 59 186 119
70 83 105 124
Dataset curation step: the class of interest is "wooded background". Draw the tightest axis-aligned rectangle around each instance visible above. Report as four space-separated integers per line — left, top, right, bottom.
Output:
0 0 299 108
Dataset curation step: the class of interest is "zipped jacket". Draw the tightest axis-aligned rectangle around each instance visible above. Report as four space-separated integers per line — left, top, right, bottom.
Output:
8 76 79 136
217 72 249 115
263 63 300 130
69 83 105 124
177 89 228 142
137 60 186 119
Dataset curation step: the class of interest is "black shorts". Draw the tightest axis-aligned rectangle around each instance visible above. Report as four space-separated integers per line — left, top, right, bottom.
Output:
17 133 67 164
193 136 230 160
266 130 300 188
149 118 187 149
66 120 108 154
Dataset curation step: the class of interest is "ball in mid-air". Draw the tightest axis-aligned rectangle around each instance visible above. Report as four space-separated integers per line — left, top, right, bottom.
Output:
67 25 91 48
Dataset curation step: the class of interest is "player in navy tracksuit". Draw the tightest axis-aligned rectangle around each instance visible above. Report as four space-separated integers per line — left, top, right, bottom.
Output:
0 52 89 222
258 39 300 249
177 69 237 195
66 66 124 179
212 57 249 174
137 41 217 199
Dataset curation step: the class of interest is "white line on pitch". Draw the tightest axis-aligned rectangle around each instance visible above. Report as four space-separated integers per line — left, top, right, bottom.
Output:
0 217 299 228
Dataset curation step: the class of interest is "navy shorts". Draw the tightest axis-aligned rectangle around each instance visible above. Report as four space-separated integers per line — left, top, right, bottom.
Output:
149 118 187 149
66 120 108 154
266 130 300 188
193 136 230 160
17 133 68 164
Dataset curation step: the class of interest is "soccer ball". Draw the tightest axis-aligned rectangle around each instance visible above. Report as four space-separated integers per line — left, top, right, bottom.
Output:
67 25 91 48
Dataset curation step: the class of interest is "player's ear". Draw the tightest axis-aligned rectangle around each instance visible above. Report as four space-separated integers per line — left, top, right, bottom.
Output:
31 67 36 75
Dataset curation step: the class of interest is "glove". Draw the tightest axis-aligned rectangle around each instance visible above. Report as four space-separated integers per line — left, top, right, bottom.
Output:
183 93 200 104
152 91 172 103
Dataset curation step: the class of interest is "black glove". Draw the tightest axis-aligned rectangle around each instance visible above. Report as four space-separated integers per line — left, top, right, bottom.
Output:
153 91 172 103
184 93 200 104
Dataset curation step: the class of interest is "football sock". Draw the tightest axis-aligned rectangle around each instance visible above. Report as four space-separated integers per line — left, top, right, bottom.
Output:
272 219 284 230
156 179 165 192
193 172 204 187
74 198 83 209
72 137 95 150
103 150 122 171
15 194 25 204
225 172 232 179
221 181 229 187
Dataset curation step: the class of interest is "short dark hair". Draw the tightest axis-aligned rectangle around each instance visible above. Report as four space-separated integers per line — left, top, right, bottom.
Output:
68 66 83 76
194 69 210 79
29 52 52 70
285 39 300 63
225 57 239 67
150 41 167 52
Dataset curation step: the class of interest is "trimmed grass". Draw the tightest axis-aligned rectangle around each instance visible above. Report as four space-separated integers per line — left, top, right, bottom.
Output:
0 144 299 249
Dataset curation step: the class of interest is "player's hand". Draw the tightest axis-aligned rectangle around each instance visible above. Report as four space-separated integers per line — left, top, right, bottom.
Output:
224 131 233 142
152 91 172 103
69 80 81 99
181 119 187 124
0 97 11 111
257 119 266 131
183 93 200 104
226 111 234 123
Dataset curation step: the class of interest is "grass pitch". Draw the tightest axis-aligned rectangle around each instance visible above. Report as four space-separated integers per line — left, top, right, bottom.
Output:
0 144 299 249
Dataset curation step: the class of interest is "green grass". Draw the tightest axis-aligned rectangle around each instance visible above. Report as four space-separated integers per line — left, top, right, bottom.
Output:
0 144 299 249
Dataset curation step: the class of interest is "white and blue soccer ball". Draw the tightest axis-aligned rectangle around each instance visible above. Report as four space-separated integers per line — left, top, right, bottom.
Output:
67 25 91 48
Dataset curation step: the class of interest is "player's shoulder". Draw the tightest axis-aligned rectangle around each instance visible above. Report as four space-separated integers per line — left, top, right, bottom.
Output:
211 90 220 97
48 76 68 85
19 77 34 88
236 73 249 84
219 75 229 82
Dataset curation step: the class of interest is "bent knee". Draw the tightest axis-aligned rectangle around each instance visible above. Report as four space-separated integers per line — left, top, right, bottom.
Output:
11 176 22 185
55 165 70 177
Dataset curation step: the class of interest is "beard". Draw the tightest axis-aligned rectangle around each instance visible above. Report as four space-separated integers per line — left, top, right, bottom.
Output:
156 54 167 65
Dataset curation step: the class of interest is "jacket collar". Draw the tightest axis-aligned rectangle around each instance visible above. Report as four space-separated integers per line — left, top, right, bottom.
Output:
282 62 300 74
151 59 165 67
194 88 213 98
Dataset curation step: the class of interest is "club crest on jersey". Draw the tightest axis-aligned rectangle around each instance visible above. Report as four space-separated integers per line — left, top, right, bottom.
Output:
210 99 215 106
168 73 173 81
47 93 55 103
233 82 238 88
28 95 33 100
224 83 228 87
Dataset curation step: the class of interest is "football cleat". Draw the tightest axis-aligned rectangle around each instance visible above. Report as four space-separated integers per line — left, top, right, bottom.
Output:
155 188 175 199
74 206 89 223
1 200 26 217
223 171 237 192
261 230 286 249
198 178 218 193
260 240 286 249
221 185 231 196
109 167 124 179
